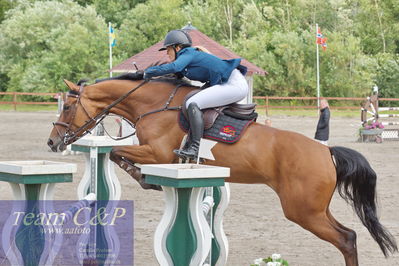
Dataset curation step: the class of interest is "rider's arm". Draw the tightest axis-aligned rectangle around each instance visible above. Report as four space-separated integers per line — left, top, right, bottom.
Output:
144 51 193 79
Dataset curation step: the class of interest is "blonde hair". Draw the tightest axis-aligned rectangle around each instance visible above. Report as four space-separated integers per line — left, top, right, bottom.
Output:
320 99 329 109
194 45 212 54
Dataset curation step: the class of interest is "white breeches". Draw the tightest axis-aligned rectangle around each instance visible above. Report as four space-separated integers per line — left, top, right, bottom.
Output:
185 69 249 109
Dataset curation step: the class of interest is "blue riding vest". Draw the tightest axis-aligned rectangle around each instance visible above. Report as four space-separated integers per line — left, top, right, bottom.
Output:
144 47 247 86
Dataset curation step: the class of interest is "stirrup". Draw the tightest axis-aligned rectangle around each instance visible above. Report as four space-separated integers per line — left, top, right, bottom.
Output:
173 148 198 160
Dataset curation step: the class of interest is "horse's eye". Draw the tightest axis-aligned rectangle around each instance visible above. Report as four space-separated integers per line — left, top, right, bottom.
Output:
63 105 70 111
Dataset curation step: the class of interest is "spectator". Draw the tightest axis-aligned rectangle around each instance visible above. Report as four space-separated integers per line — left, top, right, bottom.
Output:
314 99 330 145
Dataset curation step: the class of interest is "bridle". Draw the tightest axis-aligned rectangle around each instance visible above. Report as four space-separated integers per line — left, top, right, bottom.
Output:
52 79 183 145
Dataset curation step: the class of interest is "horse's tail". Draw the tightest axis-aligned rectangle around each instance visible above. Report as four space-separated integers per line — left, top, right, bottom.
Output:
330 146 397 257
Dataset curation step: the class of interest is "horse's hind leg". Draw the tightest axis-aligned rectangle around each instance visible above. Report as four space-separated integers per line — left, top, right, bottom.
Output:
282 202 358 266
326 209 359 265
277 178 359 266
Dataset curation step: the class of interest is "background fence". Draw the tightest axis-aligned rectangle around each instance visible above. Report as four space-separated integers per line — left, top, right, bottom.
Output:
1 92 399 112
254 96 399 114
0 92 62 111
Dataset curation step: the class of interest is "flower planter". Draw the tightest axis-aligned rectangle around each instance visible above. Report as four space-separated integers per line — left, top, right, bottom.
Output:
359 128 384 143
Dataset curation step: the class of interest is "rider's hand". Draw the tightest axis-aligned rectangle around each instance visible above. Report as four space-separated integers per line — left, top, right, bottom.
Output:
143 72 151 81
135 70 144 79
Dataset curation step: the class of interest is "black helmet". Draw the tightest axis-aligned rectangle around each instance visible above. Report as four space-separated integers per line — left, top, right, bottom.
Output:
159 30 192 51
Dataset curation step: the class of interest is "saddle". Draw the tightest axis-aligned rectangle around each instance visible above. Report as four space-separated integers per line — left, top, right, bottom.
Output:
182 90 258 130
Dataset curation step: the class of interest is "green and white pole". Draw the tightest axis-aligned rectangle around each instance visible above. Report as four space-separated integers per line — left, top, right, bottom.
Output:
142 164 230 266
72 135 132 201
0 160 76 266
71 135 132 265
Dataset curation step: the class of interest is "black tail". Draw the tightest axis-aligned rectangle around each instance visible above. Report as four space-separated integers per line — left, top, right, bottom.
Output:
330 146 397 257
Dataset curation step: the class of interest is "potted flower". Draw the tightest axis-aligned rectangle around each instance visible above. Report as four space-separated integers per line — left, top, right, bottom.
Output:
251 253 289 266
359 121 384 143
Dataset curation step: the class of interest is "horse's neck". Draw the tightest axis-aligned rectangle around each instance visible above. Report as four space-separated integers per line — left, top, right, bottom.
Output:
88 80 188 123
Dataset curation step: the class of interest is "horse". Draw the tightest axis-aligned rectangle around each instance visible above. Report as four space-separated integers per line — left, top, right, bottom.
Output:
47 75 397 266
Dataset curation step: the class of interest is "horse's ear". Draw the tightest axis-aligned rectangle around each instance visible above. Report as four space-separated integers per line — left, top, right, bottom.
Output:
63 79 79 91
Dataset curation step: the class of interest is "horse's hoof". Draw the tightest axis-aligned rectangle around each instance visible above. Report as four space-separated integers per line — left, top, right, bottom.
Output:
147 185 162 191
140 182 162 191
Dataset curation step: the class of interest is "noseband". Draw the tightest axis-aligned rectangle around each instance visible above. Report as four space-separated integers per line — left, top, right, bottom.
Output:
52 90 98 145
53 80 149 145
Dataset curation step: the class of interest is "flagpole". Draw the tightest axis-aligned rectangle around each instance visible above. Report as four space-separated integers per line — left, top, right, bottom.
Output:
316 23 320 110
109 22 113 78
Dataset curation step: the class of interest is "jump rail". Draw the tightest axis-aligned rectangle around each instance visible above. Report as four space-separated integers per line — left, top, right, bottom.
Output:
361 93 399 141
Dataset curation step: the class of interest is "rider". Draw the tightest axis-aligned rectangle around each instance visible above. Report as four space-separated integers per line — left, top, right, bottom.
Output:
144 29 249 159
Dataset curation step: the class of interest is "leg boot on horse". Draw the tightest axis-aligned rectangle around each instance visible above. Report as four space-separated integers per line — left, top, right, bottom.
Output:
174 102 204 160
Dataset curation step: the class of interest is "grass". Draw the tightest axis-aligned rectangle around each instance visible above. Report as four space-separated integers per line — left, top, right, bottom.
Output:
0 104 58 112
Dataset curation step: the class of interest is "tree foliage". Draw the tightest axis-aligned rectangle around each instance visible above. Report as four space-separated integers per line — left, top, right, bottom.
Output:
116 0 187 64
91 0 146 27
0 0 398 98
0 0 15 23
0 0 108 93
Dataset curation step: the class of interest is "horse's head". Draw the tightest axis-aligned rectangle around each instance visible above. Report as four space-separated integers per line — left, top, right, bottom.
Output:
47 79 98 152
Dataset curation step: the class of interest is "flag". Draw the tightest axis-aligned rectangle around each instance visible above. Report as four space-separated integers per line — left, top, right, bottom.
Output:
316 27 327 51
109 25 116 47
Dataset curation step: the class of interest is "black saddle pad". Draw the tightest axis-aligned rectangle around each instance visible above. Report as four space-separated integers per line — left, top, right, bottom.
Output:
179 111 254 144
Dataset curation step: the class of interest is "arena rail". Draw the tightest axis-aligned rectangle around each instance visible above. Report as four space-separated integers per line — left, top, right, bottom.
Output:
2 92 399 112
253 96 399 113
0 92 61 110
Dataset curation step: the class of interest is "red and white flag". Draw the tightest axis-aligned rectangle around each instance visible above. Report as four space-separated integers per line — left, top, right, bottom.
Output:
316 27 327 51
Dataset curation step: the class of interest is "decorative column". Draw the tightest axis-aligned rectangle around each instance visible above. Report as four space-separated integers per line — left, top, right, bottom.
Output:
141 164 230 266
71 135 132 201
0 160 76 266
71 135 132 266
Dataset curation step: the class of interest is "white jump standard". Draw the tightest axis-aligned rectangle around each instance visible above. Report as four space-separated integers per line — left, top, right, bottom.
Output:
142 164 230 266
71 135 132 265
0 160 76 266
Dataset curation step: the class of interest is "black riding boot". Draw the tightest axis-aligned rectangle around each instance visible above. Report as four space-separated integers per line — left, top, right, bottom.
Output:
174 103 204 159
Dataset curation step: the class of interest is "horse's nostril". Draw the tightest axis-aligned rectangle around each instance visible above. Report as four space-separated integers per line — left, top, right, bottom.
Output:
47 139 53 146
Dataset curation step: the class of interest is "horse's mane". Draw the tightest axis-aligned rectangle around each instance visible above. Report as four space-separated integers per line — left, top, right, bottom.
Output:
93 72 144 84
77 79 89 86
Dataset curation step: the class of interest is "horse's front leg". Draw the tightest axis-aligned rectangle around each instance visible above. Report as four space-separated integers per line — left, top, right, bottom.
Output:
110 144 172 190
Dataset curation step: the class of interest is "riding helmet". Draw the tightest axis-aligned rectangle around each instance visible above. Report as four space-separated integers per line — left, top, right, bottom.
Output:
159 30 192 51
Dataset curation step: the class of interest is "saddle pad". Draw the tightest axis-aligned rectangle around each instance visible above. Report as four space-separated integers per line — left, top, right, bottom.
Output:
179 111 254 144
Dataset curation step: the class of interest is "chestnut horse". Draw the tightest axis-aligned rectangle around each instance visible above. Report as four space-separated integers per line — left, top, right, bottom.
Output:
47 76 397 266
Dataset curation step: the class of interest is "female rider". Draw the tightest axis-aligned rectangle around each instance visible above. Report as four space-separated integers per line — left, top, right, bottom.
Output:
144 29 249 160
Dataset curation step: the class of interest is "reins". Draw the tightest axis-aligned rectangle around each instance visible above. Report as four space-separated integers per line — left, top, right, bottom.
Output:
56 79 183 144
103 83 183 141
60 80 148 145
133 83 183 123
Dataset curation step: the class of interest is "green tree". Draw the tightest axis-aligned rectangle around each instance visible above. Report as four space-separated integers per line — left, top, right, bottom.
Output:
348 0 399 54
116 0 187 64
1 0 397 98
0 0 108 93
91 0 146 27
0 0 15 23
319 32 376 98
183 0 245 46
374 53 399 99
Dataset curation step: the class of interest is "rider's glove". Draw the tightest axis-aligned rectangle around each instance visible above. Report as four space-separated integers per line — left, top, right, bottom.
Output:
143 72 151 81
135 70 144 80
